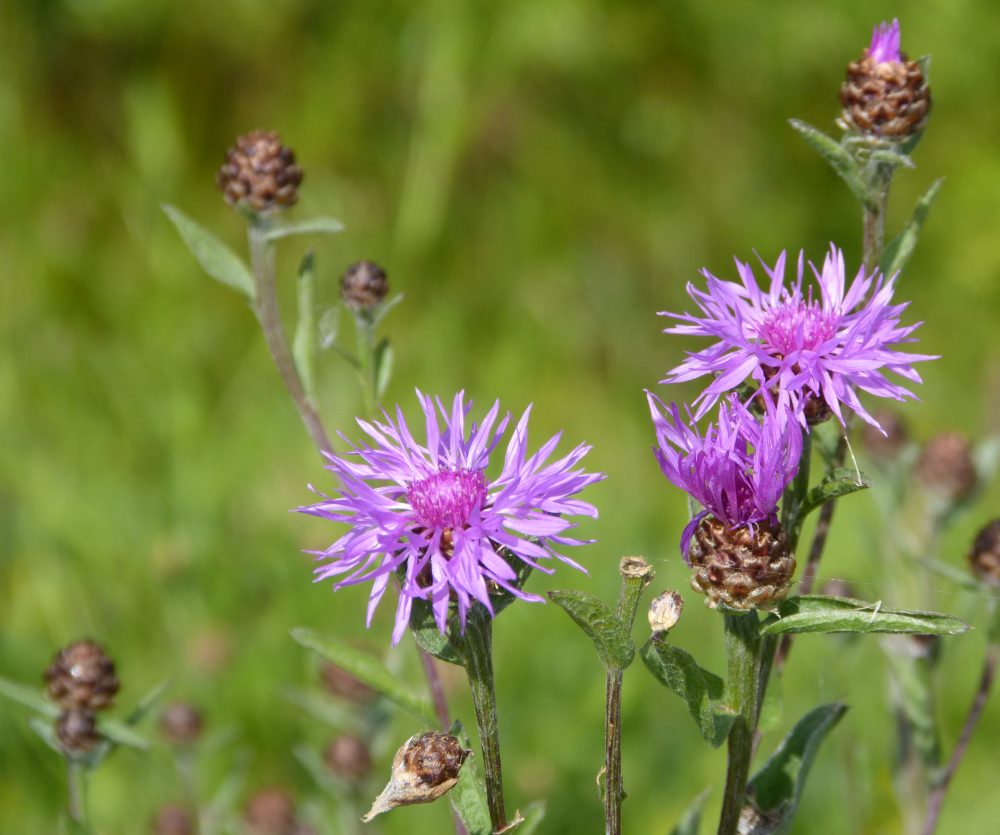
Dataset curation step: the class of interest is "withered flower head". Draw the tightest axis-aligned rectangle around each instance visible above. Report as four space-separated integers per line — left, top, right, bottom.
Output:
160 702 204 745
915 431 977 502
56 709 100 756
45 640 119 712
216 131 303 214
243 788 297 835
648 590 684 634
324 733 372 783
968 519 1000 589
340 261 389 311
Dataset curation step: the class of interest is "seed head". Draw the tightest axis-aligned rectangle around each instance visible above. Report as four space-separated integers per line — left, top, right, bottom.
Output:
45 640 119 711
648 590 684 633
216 130 303 214
968 519 1000 588
340 260 389 311
56 709 100 755
324 733 372 783
160 702 204 745
915 432 977 502
320 662 377 704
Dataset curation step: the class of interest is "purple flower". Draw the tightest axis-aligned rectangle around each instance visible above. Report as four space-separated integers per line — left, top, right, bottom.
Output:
659 246 936 432
868 19 901 64
647 391 802 560
299 390 604 645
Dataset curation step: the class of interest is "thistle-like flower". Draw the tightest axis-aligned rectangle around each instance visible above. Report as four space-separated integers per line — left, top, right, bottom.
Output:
648 392 801 609
660 246 936 433
300 391 603 644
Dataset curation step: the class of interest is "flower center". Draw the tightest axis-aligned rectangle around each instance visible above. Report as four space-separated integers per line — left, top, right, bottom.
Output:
757 301 839 357
408 468 488 530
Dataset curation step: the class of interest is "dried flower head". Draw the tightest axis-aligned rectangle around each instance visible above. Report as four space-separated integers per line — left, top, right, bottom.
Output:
840 20 931 139
243 788 297 835
153 805 194 835
660 246 935 433
915 431 977 501
300 390 604 644
56 709 100 755
648 590 684 633
216 130 303 213
45 640 119 712
324 733 372 782
968 519 1000 588
160 702 204 745
341 261 389 311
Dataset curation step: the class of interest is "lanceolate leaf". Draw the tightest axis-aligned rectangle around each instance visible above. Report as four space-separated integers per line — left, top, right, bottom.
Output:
162 204 257 302
516 802 547 835
449 721 492 835
100 718 150 750
374 338 394 400
788 120 875 209
743 703 848 834
409 597 465 669
0 676 59 719
548 591 635 673
290 628 430 720
126 679 172 726
668 788 711 835
293 251 318 402
797 468 873 522
639 638 736 748
261 216 345 242
881 178 944 278
761 595 969 637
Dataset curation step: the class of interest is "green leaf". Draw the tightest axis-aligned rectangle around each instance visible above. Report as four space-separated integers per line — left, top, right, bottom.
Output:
374 338 394 400
639 638 736 748
371 292 406 329
548 591 635 673
449 721 492 835
761 595 970 637
883 639 940 768
100 718 150 750
668 788 711 835
318 304 342 350
28 716 61 753
515 802 547 835
293 251 317 402
204 748 252 835
869 148 915 169
162 204 257 302
788 120 875 209
918 557 981 592
409 598 465 669
881 178 944 278
744 703 847 834
0 676 59 719
290 628 430 720
260 216 345 242
293 742 347 798
126 678 172 725
797 468 873 522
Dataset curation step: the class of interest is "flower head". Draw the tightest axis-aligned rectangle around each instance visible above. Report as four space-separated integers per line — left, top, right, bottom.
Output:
660 246 936 432
647 391 801 560
868 19 901 64
300 391 603 644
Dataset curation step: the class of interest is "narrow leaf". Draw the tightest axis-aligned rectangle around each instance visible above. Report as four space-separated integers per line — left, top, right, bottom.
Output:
883 639 940 768
640 638 736 748
28 716 61 753
318 304 342 350
261 216 345 242
548 591 635 673
516 802 547 835
375 339 394 400
761 595 970 636
668 788 711 835
293 251 317 402
797 468 873 521
204 748 252 832
918 557 981 592
881 178 944 278
0 676 59 719
126 678 172 726
162 204 256 302
100 718 150 750
788 120 875 209
294 742 346 798
290 628 430 720
744 703 848 834
449 721 493 835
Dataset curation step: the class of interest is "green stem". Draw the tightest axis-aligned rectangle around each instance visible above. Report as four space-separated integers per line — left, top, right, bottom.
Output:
862 161 892 276
717 612 762 835
66 759 90 831
463 603 507 834
353 309 378 419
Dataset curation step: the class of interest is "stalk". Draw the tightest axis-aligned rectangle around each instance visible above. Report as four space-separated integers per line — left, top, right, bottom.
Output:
66 759 90 832
718 612 762 835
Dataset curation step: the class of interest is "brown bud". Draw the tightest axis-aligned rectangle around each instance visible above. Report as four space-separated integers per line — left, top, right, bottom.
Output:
862 410 908 463
160 702 204 745
340 260 389 311
216 131 303 214
648 590 684 634
324 733 372 782
839 52 930 139
320 661 377 704
968 519 1000 588
243 788 297 835
45 640 120 711
56 709 100 755
915 432 977 501
152 805 194 835
363 732 470 821
689 515 796 611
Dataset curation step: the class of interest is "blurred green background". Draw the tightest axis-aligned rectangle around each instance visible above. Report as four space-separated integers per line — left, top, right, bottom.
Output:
2 0 1000 832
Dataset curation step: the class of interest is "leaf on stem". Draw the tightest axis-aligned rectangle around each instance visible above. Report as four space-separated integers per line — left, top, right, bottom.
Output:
448 721 493 835
374 338 394 400
788 120 875 210
0 676 59 719
796 468 873 522
260 216 345 242
881 178 944 278
293 251 318 402
28 716 61 753
742 703 847 834
125 678 171 726
547 590 635 673
639 638 736 748
290 628 431 720
882 639 940 768
760 595 970 636
161 204 257 302
99 718 150 750
668 788 711 835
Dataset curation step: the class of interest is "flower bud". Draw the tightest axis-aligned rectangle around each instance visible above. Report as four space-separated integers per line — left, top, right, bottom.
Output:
320 661 377 704
216 131 303 214
160 702 204 745
45 640 119 712
915 432 977 502
243 788 297 835
689 516 796 611
648 591 684 634
968 519 1000 588
340 260 389 311
152 805 194 835
56 709 100 755
324 733 372 783
363 732 470 821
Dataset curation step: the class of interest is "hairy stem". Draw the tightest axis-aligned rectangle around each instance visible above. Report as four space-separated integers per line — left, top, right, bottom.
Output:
862 160 892 275
718 612 762 835
66 759 89 831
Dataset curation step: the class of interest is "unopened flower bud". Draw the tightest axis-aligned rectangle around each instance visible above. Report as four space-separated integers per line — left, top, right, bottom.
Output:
152 805 194 835
340 260 389 311
363 732 470 821
648 591 684 634
689 516 796 611
243 788 297 835
56 709 100 755
915 432 977 502
324 733 372 782
160 702 203 745
320 661 377 704
968 519 1000 588
862 410 908 463
45 640 119 711
216 131 303 214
